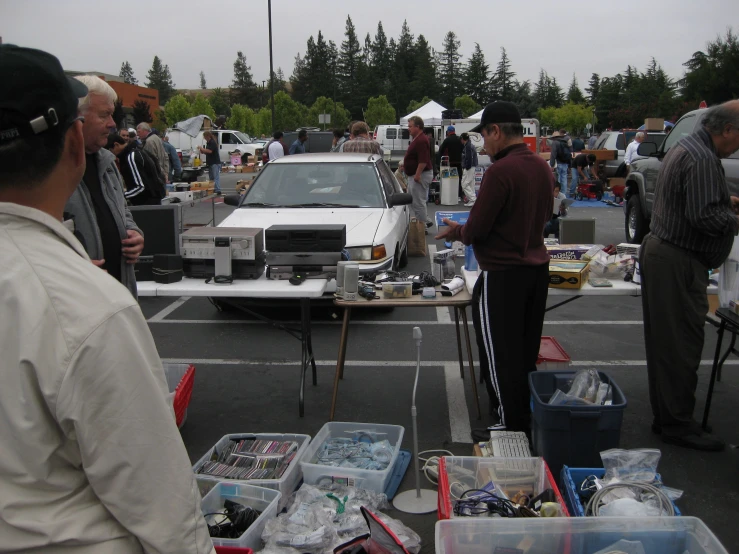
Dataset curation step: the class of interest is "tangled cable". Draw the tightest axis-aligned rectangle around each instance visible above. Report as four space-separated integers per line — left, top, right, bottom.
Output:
453 488 519 518
205 500 261 539
585 481 674 516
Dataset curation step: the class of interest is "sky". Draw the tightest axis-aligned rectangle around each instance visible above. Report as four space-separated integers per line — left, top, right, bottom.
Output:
3 0 738 106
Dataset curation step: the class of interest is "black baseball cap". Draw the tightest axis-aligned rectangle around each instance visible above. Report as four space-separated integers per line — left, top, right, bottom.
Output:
470 101 521 133
0 44 88 145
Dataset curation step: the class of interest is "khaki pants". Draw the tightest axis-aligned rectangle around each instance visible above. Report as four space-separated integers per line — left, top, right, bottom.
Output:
461 168 477 202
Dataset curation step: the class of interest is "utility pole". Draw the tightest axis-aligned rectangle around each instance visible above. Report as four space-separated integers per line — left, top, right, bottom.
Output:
268 0 275 133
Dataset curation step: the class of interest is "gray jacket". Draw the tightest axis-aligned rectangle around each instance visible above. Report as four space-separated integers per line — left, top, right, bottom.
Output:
143 133 169 181
64 148 143 299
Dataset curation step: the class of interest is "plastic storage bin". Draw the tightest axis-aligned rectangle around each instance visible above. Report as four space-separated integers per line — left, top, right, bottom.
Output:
215 548 253 554
382 282 412 298
201 482 279 551
536 337 571 370
193 433 310 511
529 371 627 477
162 363 195 428
435 517 728 554
560 465 681 517
299 422 404 493
437 456 569 520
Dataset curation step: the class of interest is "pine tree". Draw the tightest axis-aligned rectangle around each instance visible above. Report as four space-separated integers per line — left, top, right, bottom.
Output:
210 88 230 117
511 80 537 117
199 71 207 89
493 47 516 101
437 31 463 108
409 35 438 105
338 15 364 118
390 21 416 117
465 43 489 105
231 51 257 107
547 77 565 108
585 73 600 105
119 61 137 85
534 70 550 108
112 99 125 128
145 56 176 104
567 74 586 104
132 99 152 124
370 22 392 97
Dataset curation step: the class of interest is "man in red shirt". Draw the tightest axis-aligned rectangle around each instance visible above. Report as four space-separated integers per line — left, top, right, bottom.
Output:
402 116 433 227
436 102 554 432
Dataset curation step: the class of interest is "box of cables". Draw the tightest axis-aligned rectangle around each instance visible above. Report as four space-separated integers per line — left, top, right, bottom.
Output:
299 422 404 493
437 456 569 520
201 482 280 550
193 433 311 512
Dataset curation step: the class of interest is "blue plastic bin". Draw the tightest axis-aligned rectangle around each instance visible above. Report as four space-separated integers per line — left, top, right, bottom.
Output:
560 465 681 517
529 371 627 477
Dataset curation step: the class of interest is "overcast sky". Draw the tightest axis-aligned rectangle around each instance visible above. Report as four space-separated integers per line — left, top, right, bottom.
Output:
3 0 737 105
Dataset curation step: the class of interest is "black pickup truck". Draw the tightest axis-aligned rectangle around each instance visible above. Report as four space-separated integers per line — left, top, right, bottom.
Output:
624 108 739 243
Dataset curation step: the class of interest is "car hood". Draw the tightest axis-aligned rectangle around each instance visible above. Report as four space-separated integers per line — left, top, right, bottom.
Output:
219 208 384 246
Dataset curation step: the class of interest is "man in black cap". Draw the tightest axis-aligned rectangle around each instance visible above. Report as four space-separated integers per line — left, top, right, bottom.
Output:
436 101 554 433
0 45 214 553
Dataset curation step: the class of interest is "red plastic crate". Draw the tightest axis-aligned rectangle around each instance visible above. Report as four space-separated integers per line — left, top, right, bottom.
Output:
437 456 570 520
536 336 571 370
163 363 196 428
214 547 253 554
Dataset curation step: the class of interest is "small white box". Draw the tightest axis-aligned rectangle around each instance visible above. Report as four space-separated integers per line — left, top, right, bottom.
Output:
168 191 193 202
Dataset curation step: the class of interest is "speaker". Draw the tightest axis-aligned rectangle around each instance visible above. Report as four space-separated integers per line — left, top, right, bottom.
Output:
343 263 359 301
559 218 596 245
336 261 351 298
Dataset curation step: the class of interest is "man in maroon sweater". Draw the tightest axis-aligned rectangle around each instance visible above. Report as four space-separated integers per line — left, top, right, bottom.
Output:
436 101 554 432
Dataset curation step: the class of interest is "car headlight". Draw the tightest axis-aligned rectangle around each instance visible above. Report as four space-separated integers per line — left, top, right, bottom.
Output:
345 245 387 262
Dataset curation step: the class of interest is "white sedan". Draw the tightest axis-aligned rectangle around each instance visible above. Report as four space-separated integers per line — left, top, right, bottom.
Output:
220 153 412 289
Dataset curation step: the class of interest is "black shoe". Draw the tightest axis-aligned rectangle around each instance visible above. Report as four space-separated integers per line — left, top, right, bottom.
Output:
652 421 712 434
662 432 725 452
425 221 434 229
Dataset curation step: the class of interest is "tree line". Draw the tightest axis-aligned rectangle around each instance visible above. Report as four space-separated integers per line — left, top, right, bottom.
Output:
120 23 738 136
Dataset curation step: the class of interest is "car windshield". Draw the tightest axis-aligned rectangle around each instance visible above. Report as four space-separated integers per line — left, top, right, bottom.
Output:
242 162 385 208
234 131 252 143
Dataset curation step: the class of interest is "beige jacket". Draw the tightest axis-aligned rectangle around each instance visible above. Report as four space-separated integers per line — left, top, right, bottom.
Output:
0 203 214 554
143 133 170 181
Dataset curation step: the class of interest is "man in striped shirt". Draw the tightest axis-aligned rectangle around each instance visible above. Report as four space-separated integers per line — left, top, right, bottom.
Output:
640 100 739 451
341 121 383 155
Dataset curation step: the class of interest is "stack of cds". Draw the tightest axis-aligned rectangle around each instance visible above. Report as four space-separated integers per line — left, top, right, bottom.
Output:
198 439 298 480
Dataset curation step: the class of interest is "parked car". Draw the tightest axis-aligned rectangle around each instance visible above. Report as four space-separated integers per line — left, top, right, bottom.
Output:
624 108 739 243
220 153 412 286
594 130 667 178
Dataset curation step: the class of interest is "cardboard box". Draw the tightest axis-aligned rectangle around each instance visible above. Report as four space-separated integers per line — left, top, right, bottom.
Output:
581 149 617 161
549 261 590 289
644 118 663 131
547 244 598 261
235 166 243 173
236 180 251 193
243 165 256 173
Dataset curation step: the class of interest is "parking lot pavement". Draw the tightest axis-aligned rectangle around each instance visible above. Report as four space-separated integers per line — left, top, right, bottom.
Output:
140 192 739 551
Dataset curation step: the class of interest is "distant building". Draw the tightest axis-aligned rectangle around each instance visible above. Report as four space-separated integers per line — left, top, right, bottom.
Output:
65 71 160 128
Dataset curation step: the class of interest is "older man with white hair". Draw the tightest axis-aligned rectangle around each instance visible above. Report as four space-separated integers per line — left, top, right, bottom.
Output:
64 75 144 299
137 121 169 182
624 131 646 172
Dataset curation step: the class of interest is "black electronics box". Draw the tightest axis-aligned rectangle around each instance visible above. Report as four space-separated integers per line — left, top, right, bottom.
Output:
183 255 266 280
265 225 346 253
153 254 183 284
135 256 154 281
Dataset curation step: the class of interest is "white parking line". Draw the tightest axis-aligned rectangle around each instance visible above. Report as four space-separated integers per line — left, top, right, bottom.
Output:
147 297 190 322
444 363 473 443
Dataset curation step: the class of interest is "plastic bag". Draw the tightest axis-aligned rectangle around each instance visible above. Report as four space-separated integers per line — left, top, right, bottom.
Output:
718 237 739 307
567 369 601 403
593 539 646 554
548 389 593 406
600 448 662 483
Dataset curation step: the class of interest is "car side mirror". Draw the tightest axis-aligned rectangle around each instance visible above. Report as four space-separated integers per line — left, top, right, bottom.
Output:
223 194 242 207
388 193 412 207
637 142 657 157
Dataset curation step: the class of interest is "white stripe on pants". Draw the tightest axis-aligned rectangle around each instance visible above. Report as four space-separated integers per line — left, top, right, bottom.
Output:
461 168 476 202
480 271 505 426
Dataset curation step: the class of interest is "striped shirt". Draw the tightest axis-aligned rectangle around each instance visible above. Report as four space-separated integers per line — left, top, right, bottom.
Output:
341 135 383 155
650 127 738 268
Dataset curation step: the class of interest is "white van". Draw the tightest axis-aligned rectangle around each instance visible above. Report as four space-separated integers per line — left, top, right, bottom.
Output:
166 129 260 165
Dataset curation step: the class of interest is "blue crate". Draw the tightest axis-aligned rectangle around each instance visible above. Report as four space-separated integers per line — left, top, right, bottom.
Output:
560 465 681 517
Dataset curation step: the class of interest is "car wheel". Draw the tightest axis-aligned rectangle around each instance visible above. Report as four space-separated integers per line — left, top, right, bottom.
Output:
398 243 409 269
626 195 648 243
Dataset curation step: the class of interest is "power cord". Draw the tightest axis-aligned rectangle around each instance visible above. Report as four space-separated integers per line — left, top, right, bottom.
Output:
417 449 454 485
585 481 674 516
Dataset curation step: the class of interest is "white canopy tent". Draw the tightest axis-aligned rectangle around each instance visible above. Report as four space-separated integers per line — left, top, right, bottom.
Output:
399 100 447 126
469 108 484 120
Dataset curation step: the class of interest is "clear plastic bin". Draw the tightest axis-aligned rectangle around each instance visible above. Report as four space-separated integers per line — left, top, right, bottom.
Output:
201 482 280 551
437 456 569 520
536 337 571 371
193 433 310 511
435 517 728 554
299 422 404 493
382 281 412 298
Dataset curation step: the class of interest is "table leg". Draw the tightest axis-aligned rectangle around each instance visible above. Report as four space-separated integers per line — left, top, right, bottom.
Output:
298 298 313 417
461 307 482 420
717 331 736 383
454 307 465 379
330 307 352 421
702 320 726 430
301 298 317 386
